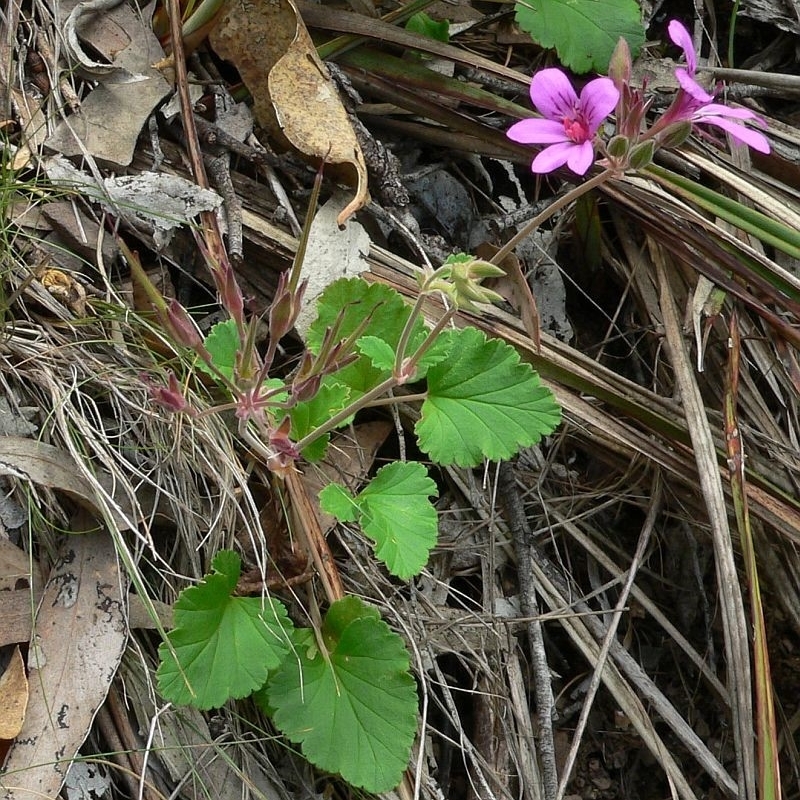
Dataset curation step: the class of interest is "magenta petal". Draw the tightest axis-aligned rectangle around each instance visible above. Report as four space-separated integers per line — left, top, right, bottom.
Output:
507 118 570 144
668 20 696 74
579 77 619 131
697 115 771 153
565 140 595 175
700 103 765 123
675 69 714 102
530 142 575 173
530 69 579 120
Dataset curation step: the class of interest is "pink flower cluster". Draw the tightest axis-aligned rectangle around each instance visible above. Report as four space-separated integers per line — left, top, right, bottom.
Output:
508 20 770 176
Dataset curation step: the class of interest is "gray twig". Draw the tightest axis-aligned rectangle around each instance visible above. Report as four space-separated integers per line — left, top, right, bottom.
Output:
498 460 559 800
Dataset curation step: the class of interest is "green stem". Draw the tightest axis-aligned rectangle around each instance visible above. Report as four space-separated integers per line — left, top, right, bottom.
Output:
402 306 455 372
294 374 401 452
728 0 740 69
362 391 428 407
289 166 324 296
489 168 617 265
393 291 429 374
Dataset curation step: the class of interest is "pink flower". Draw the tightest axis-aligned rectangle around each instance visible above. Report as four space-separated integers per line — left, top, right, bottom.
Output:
660 20 770 153
507 68 619 175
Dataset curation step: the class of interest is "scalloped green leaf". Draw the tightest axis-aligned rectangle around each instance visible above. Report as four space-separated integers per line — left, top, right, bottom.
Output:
289 380 350 461
319 482 359 522
307 278 428 396
357 333 451 380
357 335 396 371
406 11 450 43
414 333 452 377
197 318 239 381
157 550 292 709
358 462 438 579
265 597 417 793
321 463 438 578
416 326 562 466
514 0 644 74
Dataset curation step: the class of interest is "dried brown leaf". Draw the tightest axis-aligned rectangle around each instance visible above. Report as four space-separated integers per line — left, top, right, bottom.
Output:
45 0 171 165
211 0 369 225
0 520 127 798
0 437 134 531
0 541 38 593
0 647 28 739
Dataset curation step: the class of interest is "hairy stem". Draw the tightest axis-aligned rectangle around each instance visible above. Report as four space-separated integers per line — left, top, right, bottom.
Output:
489 167 616 265
294 374 401 452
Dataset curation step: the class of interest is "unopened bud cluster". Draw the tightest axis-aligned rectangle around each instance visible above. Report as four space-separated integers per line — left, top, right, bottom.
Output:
422 254 505 311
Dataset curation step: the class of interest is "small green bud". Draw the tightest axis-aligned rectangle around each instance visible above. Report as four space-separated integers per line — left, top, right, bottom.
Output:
442 252 473 266
462 259 505 279
424 255 504 309
607 135 630 159
657 121 693 150
628 139 655 170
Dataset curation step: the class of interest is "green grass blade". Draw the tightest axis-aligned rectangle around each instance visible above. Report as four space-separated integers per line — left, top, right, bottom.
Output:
645 164 800 262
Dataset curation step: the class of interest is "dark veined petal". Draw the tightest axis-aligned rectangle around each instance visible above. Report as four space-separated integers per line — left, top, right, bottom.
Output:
529 69 580 121
579 77 619 131
507 117 570 145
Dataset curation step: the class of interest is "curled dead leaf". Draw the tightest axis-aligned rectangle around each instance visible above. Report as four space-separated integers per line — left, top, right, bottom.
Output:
0 646 28 739
38 268 88 316
210 0 369 225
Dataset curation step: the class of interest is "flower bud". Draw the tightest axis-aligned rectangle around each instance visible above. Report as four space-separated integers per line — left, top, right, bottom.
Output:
608 37 632 90
292 372 322 403
218 260 244 326
146 372 190 413
461 259 506 280
165 299 203 349
606 135 630 159
449 257 504 310
656 121 693 150
628 139 655 169
270 272 298 341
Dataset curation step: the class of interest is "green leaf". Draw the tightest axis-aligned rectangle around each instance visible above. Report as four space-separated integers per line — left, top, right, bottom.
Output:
289 380 350 461
514 0 644 74
197 318 239 381
360 462 439 579
157 550 292 709
414 331 452 376
405 11 450 42
265 597 418 793
319 483 359 523
416 326 562 466
357 333 452 381
321 463 438 578
324 594 381 632
307 278 427 396
357 335 396 371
